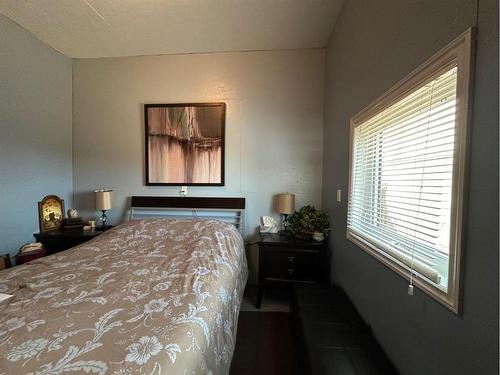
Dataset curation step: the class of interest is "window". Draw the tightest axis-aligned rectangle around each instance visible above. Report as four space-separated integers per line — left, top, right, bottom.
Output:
347 29 473 312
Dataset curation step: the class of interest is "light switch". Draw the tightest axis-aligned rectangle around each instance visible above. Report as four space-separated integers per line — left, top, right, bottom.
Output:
336 189 342 202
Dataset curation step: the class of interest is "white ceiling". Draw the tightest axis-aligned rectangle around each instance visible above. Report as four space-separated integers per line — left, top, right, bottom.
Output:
0 0 343 58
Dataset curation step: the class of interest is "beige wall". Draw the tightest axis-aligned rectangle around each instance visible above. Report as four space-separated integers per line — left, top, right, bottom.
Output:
73 49 325 282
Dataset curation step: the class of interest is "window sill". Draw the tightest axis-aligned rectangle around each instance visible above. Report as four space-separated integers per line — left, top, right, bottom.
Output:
347 230 460 314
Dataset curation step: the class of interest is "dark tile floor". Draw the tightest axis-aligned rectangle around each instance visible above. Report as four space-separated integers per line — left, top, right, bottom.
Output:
230 311 299 375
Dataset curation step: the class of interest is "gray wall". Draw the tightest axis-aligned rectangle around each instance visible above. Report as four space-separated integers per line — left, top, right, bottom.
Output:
0 15 73 257
72 49 325 283
322 0 498 374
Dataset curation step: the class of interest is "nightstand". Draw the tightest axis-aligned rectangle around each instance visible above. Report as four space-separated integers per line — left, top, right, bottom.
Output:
256 232 329 308
33 228 110 254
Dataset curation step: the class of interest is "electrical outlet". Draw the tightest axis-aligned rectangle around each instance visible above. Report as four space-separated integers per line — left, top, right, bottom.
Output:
180 186 188 195
336 189 342 202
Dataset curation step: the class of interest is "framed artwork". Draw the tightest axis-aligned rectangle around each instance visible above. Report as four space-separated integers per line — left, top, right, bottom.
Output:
144 103 225 186
38 195 65 233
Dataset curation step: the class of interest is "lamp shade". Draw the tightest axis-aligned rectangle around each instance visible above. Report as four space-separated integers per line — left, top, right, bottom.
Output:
94 189 113 210
276 193 295 214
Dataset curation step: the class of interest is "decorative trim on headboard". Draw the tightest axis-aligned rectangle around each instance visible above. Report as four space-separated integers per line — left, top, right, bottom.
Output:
129 196 246 234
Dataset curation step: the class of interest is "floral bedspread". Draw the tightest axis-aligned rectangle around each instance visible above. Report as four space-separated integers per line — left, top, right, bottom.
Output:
0 219 248 375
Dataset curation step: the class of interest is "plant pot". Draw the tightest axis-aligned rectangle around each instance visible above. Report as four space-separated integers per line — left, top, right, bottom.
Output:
312 232 325 242
292 231 326 242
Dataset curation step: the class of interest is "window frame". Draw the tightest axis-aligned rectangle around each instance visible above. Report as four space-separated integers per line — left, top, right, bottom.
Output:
346 29 474 313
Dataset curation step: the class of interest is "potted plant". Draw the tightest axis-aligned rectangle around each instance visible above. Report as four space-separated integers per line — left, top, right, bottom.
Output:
286 205 330 241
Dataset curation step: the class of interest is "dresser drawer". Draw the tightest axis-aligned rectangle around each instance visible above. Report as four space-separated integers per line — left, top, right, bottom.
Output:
263 250 320 282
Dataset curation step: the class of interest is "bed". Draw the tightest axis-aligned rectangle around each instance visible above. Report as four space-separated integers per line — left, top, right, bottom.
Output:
0 197 248 375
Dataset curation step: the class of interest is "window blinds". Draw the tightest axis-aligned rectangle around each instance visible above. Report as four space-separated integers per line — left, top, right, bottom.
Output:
347 65 458 289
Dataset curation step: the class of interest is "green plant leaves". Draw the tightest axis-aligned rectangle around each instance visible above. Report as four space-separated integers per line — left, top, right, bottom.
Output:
287 205 330 236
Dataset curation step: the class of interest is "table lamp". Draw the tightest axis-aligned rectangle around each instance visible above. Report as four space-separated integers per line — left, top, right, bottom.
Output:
276 192 295 232
95 189 113 230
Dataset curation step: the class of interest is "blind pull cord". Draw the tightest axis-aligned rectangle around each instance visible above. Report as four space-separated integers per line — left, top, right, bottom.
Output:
408 81 436 296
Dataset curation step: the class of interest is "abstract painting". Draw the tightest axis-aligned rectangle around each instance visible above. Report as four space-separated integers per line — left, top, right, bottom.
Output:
145 103 225 185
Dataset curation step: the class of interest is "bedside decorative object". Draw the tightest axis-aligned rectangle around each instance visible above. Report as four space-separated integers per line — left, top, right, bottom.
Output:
95 189 113 229
38 195 65 233
287 205 330 241
256 232 329 308
67 208 79 218
275 192 295 231
145 103 226 186
62 217 84 232
62 207 84 232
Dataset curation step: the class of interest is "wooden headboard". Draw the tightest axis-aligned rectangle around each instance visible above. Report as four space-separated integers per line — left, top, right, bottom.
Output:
129 196 246 234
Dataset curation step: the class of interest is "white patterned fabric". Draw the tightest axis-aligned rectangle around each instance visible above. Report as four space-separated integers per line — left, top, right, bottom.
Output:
0 219 248 375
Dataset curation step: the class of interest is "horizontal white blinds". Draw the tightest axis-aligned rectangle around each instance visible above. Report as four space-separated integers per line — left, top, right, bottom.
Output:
348 66 458 288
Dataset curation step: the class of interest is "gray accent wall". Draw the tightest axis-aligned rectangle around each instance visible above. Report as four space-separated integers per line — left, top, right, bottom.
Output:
322 0 498 374
0 15 73 257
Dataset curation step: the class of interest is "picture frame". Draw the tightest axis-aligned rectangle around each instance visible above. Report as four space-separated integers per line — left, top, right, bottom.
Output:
144 102 225 186
38 195 65 233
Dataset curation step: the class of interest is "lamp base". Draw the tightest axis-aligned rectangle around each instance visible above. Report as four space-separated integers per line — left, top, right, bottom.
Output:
99 210 108 230
280 213 290 232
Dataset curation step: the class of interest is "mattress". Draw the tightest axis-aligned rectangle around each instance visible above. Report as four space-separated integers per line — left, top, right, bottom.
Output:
0 218 248 375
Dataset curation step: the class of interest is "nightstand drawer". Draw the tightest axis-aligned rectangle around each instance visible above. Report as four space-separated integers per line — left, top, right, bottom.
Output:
263 250 319 282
